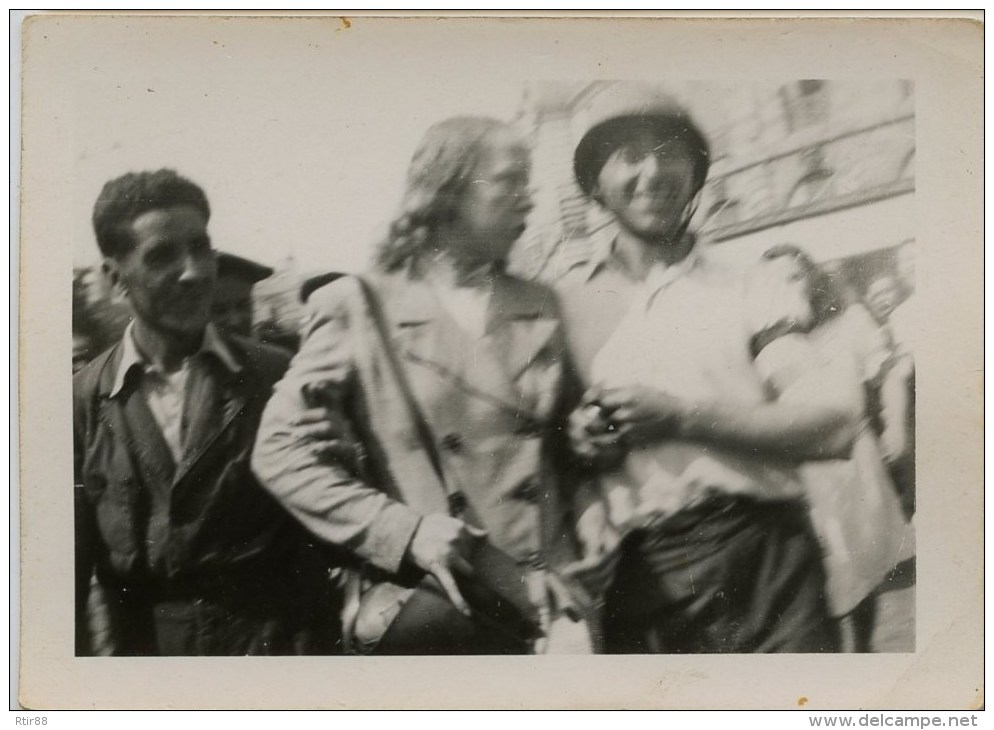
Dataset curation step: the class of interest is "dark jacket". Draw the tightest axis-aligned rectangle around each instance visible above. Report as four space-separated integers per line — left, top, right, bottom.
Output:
73 334 334 656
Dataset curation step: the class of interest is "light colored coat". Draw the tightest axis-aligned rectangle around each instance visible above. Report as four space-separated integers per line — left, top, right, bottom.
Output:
252 271 580 578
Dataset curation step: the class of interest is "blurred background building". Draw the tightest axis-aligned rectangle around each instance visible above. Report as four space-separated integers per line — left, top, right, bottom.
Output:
510 80 915 302
74 80 916 354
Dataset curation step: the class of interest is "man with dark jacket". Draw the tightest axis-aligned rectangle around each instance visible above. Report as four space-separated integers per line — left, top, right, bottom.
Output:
74 169 334 655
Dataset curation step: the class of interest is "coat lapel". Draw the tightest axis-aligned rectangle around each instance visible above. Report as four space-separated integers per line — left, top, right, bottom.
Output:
101 381 176 496
92 339 250 496
172 358 249 487
377 274 560 409
381 276 477 389
487 277 560 382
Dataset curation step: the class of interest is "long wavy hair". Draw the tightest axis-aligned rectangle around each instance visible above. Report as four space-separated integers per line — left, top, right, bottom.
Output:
374 116 510 273
762 243 846 329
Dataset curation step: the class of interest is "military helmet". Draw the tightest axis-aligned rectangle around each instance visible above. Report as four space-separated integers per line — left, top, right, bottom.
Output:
573 83 711 196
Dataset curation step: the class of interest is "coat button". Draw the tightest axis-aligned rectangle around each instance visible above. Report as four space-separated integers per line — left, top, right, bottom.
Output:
440 433 464 453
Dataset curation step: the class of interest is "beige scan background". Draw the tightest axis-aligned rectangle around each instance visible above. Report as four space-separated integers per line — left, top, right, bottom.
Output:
17 12 983 710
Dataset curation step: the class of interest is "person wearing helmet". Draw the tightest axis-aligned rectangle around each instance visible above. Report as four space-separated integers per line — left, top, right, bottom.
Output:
557 84 846 653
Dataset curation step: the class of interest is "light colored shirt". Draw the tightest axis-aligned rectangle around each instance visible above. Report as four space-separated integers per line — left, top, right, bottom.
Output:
586 244 808 526
109 322 241 463
555 232 698 384
424 262 493 340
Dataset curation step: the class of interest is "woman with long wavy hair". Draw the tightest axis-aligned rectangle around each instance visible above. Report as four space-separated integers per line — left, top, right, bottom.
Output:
253 116 589 655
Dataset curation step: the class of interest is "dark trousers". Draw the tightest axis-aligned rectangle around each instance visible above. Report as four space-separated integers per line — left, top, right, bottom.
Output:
96 540 342 656
602 496 837 654
152 600 296 656
372 576 532 655
354 562 534 656
97 584 340 656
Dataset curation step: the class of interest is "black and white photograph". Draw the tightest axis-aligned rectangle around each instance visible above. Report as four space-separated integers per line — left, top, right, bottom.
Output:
16 13 982 711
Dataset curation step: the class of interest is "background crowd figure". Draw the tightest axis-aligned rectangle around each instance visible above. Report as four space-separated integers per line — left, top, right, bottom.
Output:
73 82 916 656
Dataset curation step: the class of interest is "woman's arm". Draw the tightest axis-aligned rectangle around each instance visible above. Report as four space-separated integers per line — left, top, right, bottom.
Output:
252 278 422 575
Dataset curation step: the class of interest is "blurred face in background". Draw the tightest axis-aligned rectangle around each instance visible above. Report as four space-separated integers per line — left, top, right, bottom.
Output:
593 132 699 243
865 274 900 322
762 252 808 288
448 126 533 265
212 276 255 337
753 252 816 331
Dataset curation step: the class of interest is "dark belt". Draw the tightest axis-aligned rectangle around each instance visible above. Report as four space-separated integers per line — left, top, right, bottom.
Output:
645 493 805 532
627 494 811 571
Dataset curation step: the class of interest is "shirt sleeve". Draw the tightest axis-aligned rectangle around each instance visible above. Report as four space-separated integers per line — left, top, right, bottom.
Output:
754 331 864 418
252 277 422 574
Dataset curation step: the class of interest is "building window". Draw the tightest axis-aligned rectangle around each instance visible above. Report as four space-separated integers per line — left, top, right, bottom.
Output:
780 79 829 132
787 145 834 208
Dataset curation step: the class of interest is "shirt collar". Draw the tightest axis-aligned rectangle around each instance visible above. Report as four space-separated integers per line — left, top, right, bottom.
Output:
642 241 706 302
109 321 241 398
582 230 706 286
579 226 622 282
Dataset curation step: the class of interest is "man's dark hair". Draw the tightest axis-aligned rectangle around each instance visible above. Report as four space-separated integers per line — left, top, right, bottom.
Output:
92 169 211 259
